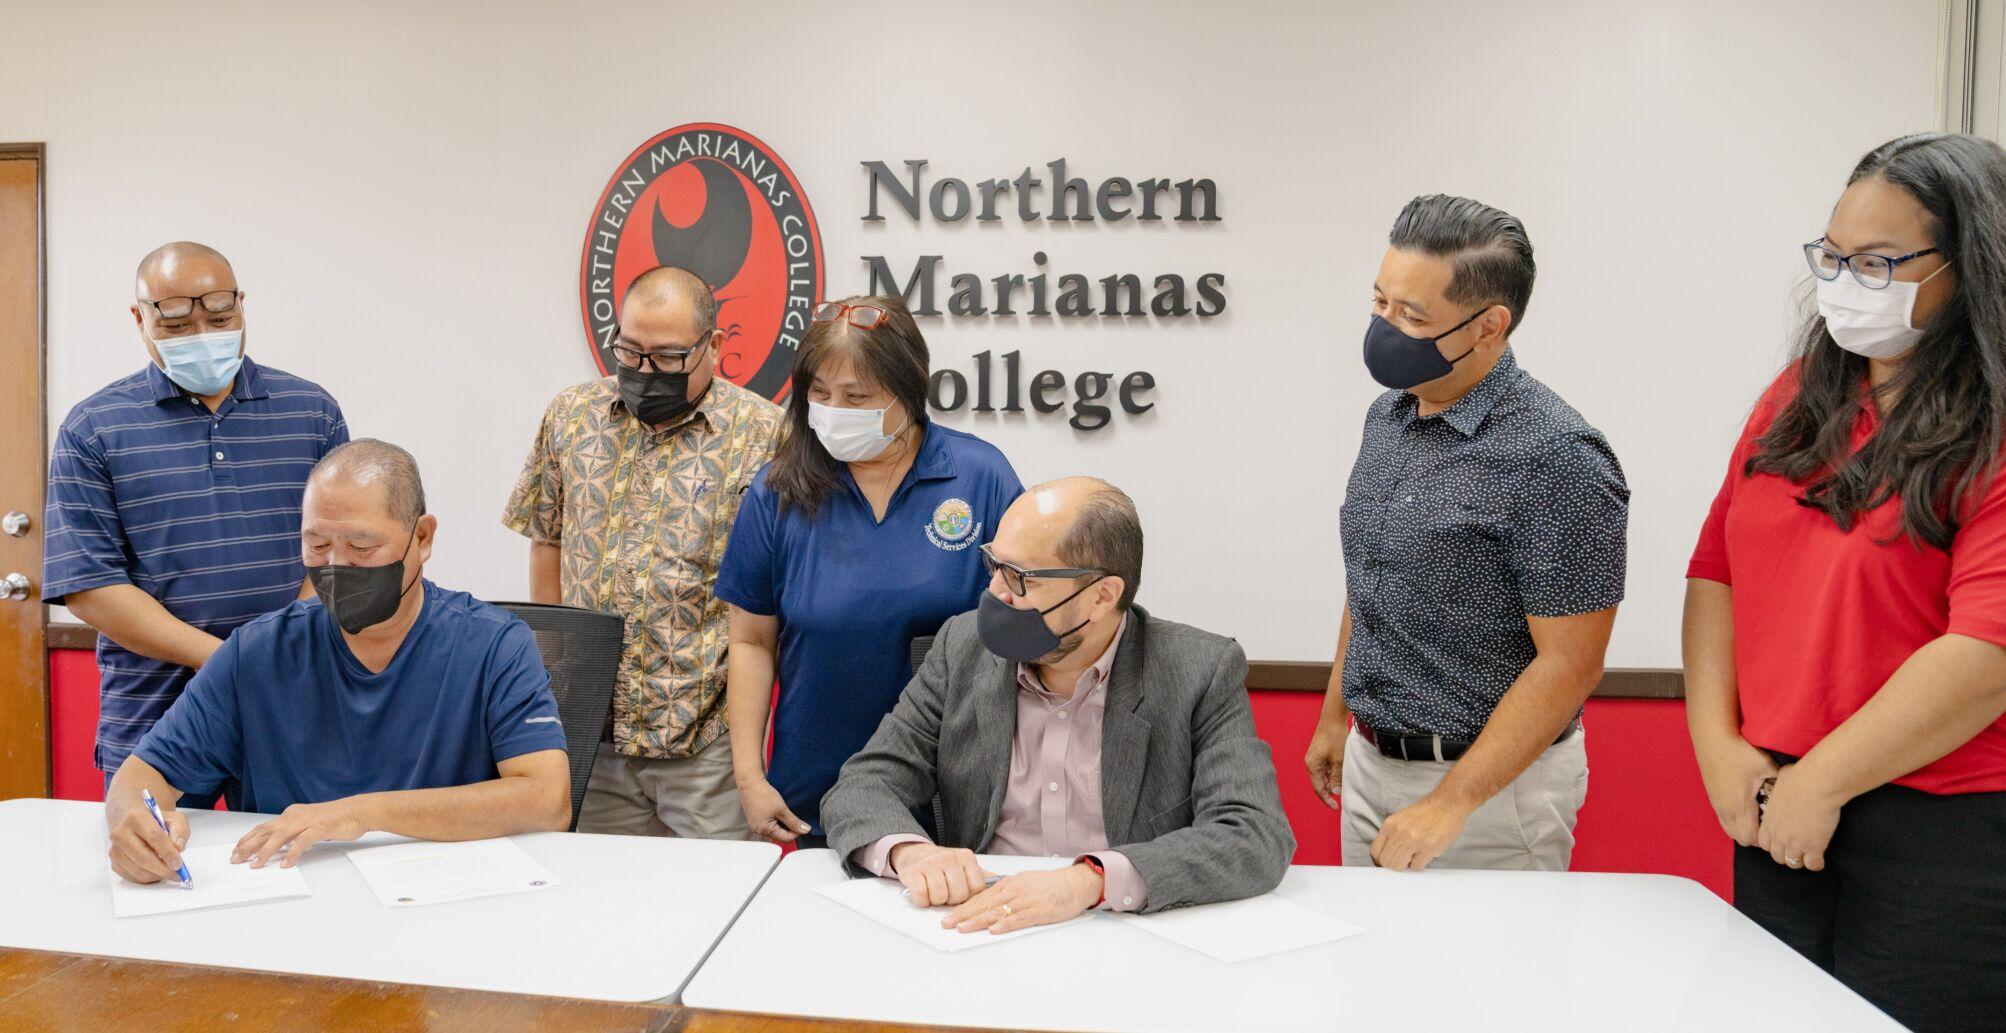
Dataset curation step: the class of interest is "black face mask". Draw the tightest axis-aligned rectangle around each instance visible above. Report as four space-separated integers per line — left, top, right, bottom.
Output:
976 578 1104 663
308 529 419 635
1362 308 1487 390
616 364 694 426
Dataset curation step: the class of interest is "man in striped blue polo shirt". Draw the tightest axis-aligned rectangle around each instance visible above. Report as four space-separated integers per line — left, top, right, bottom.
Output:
43 241 347 804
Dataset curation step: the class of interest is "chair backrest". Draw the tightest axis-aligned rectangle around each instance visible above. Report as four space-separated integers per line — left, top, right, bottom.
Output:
908 634 935 677
492 602 624 833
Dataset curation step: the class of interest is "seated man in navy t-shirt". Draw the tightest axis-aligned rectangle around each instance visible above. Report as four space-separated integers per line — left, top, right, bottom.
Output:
105 439 571 885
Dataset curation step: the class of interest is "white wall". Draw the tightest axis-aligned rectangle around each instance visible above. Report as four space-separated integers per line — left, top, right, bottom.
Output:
1 0 1938 665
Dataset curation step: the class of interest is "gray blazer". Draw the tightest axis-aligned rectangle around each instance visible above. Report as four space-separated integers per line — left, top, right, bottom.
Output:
821 605 1295 913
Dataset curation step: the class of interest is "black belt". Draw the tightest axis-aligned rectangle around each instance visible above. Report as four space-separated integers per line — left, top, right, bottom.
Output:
1358 721 1578 763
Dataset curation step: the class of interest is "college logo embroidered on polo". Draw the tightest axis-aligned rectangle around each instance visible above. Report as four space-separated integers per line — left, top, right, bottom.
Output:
578 122 823 402
926 498 979 551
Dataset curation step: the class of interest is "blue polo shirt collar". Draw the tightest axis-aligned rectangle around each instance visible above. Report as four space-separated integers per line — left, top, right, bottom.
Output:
146 355 269 405
910 421 958 482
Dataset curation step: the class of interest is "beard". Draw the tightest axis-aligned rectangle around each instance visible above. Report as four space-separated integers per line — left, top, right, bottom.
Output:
1029 596 1093 665
1031 633 1086 666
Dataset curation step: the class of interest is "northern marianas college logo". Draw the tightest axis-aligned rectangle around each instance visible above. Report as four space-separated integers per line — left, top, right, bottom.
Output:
579 123 823 402
927 498 978 551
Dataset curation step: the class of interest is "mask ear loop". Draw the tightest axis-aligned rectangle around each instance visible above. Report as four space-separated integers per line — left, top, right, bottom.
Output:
1039 573 1110 641
389 524 424 604
1434 305 1493 365
884 409 913 445
1894 258 1956 332
869 405 917 464
1916 257 1955 286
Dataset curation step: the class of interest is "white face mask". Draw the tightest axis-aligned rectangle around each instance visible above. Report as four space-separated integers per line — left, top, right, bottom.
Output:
1814 260 1952 360
808 400 904 462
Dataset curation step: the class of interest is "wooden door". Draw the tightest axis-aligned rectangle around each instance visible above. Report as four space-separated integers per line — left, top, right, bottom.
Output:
0 144 49 799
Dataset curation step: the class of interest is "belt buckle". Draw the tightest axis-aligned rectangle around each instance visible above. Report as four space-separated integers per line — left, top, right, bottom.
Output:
1387 732 1448 762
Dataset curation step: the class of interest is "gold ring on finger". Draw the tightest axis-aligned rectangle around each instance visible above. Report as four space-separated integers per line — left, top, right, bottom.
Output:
999 903 1012 916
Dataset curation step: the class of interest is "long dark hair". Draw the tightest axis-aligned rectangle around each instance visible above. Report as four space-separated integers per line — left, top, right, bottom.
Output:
1749 133 2006 549
767 294 932 517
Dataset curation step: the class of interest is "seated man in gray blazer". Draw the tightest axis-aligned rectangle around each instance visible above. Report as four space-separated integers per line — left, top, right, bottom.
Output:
823 477 1294 936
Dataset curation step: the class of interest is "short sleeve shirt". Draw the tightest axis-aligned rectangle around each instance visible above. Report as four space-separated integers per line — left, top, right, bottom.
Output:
1340 348 1630 739
1689 366 2006 794
501 377 782 759
42 358 348 772
714 424 1022 832
134 581 567 813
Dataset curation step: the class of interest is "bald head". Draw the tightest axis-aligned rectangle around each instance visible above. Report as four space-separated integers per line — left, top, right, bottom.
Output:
624 266 717 335
1011 477 1117 523
308 439 427 525
135 242 235 300
1001 477 1144 610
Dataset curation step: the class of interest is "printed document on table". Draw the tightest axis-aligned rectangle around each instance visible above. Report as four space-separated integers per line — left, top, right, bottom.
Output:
815 853 1087 953
345 837 560 908
1115 892 1365 962
817 876 1093 953
110 843 311 918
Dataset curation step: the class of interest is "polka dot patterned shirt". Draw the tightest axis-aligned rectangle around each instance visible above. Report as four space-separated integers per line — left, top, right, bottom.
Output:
1339 347 1629 740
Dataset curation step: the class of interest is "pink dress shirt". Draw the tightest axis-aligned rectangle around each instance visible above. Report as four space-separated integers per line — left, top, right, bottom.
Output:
855 616 1148 911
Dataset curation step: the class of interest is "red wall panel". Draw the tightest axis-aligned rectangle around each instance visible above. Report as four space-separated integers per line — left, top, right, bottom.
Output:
48 650 1731 899
1570 698 1731 897
48 648 104 803
1246 690 1730 899
1248 690 1345 864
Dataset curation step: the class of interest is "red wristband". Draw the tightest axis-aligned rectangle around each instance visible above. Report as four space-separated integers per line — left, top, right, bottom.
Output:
1077 854 1107 908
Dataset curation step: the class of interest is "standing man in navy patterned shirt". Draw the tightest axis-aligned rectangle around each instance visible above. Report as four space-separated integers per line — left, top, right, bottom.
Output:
1305 196 1629 871
44 242 348 805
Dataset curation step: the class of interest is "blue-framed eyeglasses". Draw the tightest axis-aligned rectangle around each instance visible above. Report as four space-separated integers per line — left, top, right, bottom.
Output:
1804 238 1941 290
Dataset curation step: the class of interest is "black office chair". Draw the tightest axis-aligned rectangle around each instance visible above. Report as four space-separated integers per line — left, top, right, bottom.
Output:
493 602 623 833
908 634 944 842
908 634 935 679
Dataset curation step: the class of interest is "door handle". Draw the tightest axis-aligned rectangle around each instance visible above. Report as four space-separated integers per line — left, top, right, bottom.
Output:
0 573 30 601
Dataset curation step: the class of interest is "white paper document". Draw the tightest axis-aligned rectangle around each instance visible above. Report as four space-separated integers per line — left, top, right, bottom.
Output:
973 854 1078 878
345 837 560 908
1115 892 1364 962
110 843 312 918
816 874 1092 953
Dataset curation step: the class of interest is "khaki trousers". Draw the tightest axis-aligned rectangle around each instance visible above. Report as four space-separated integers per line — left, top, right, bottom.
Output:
1340 724 1588 870
575 733 754 840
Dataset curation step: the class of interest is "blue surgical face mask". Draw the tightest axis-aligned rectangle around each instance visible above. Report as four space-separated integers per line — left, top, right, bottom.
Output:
151 329 244 396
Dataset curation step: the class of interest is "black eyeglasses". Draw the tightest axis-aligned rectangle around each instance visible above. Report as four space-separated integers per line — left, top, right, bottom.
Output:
611 333 710 373
1804 239 1941 290
978 542 1103 596
140 290 240 320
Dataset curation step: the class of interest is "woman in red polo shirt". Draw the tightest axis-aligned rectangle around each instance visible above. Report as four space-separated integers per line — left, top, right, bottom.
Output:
1685 132 2006 1031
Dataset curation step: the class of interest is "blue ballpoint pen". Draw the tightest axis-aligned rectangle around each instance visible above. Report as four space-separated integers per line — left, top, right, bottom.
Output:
140 789 193 890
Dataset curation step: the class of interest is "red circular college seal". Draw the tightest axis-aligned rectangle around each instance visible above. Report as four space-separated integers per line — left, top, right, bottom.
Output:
578 123 823 401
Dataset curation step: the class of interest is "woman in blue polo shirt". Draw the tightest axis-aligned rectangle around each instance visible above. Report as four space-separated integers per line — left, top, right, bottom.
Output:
720 295 1022 845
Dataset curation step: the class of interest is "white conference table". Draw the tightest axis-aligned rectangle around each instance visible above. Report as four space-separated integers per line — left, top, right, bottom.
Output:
683 848 1903 1033
0 797 779 1003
